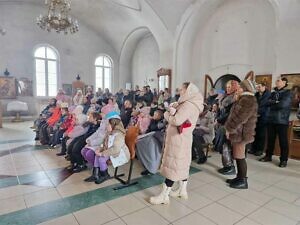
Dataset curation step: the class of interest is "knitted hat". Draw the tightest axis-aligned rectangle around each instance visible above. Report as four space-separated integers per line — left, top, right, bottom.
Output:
240 79 256 93
105 111 121 120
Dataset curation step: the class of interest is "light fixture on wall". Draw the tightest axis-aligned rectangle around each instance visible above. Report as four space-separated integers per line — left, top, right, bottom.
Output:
36 0 79 34
0 27 6 36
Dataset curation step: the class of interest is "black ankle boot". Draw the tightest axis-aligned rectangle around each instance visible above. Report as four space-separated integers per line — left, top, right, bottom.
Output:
259 155 272 162
279 161 287 168
72 164 87 173
218 166 236 175
84 167 99 182
56 152 66 156
95 170 110 184
229 177 248 189
226 177 239 184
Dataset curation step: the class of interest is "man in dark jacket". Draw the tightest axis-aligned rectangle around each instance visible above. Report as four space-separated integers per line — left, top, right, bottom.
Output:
248 82 271 156
260 77 292 167
144 86 154 105
123 90 133 103
120 100 133 129
116 89 124 109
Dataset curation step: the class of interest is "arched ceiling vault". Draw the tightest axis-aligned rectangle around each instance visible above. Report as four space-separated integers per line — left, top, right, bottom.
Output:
0 0 193 59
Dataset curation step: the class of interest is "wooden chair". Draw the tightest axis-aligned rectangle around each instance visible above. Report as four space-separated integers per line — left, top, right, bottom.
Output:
203 143 214 158
113 126 140 190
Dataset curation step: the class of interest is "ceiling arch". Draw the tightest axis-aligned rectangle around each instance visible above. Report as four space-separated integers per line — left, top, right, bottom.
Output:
173 0 280 89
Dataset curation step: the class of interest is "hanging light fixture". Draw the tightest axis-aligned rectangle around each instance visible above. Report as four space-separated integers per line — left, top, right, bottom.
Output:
36 0 79 34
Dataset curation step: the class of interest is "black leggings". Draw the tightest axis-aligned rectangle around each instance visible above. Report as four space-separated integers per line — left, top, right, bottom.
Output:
165 178 188 187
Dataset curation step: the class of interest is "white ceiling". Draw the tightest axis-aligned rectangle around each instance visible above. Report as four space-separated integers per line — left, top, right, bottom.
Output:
0 0 194 54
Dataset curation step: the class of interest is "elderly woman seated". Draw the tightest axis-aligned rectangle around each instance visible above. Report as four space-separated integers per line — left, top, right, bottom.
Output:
136 110 166 176
192 104 215 164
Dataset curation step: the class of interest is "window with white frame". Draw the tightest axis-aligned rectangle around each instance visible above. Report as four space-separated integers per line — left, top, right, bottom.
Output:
34 46 58 97
95 55 112 91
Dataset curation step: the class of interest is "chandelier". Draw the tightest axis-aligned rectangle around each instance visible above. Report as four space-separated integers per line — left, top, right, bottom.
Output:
36 0 79 34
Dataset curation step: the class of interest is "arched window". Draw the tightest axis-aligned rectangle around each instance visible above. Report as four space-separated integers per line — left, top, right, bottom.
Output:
34 46 58 97
95 55 112 91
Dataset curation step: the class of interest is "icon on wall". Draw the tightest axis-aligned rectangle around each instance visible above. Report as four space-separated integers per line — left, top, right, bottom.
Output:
17 77 33 96
0 77 17 99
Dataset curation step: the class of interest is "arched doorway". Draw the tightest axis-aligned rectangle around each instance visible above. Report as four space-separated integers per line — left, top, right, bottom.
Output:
214 74 241 91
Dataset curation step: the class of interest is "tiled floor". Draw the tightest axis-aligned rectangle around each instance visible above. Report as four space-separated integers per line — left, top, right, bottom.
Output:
0 121 300 225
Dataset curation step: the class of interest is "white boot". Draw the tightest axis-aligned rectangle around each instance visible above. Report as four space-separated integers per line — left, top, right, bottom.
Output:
149 183 171 205
170 181 188 199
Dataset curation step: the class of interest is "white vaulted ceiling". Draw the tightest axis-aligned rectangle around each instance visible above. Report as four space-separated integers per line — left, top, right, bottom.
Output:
0 0 193 55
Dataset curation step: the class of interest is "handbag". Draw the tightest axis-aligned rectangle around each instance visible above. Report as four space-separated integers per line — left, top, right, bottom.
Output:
177 120 192 134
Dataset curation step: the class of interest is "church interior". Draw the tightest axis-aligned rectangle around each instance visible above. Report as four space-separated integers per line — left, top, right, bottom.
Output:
0 0 300 225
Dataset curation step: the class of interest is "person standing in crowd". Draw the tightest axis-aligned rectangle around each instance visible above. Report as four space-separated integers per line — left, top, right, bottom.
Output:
158 90 165 105
103 88 112 99
297 103 300 119
260 77 292 167
120 100 133 129
85 86 94 103
145 86 154 105
122 89 133 103
225 80 257 189
206 88 218 106
82 97 91 114
163 88 171 104
153 88 158 102
73 89 84 106
96 88 103 98
248 82 271 156
173 88 180 102
149 82 203 205
116 89 124 109
214 80 238 175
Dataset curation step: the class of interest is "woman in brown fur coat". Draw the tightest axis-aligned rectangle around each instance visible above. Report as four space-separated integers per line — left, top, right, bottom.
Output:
225 79 258 189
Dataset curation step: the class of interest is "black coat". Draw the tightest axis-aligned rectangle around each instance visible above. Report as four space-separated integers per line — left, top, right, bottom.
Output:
120 107 133 129
146 119 165 133
123 94 133 103
144 92 154 105
267 87 292 125
256 90 271 124
84 122 100 139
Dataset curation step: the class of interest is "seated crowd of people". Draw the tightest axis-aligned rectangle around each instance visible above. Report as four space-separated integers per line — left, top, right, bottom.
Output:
32 76 297 187
32 85 216 185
